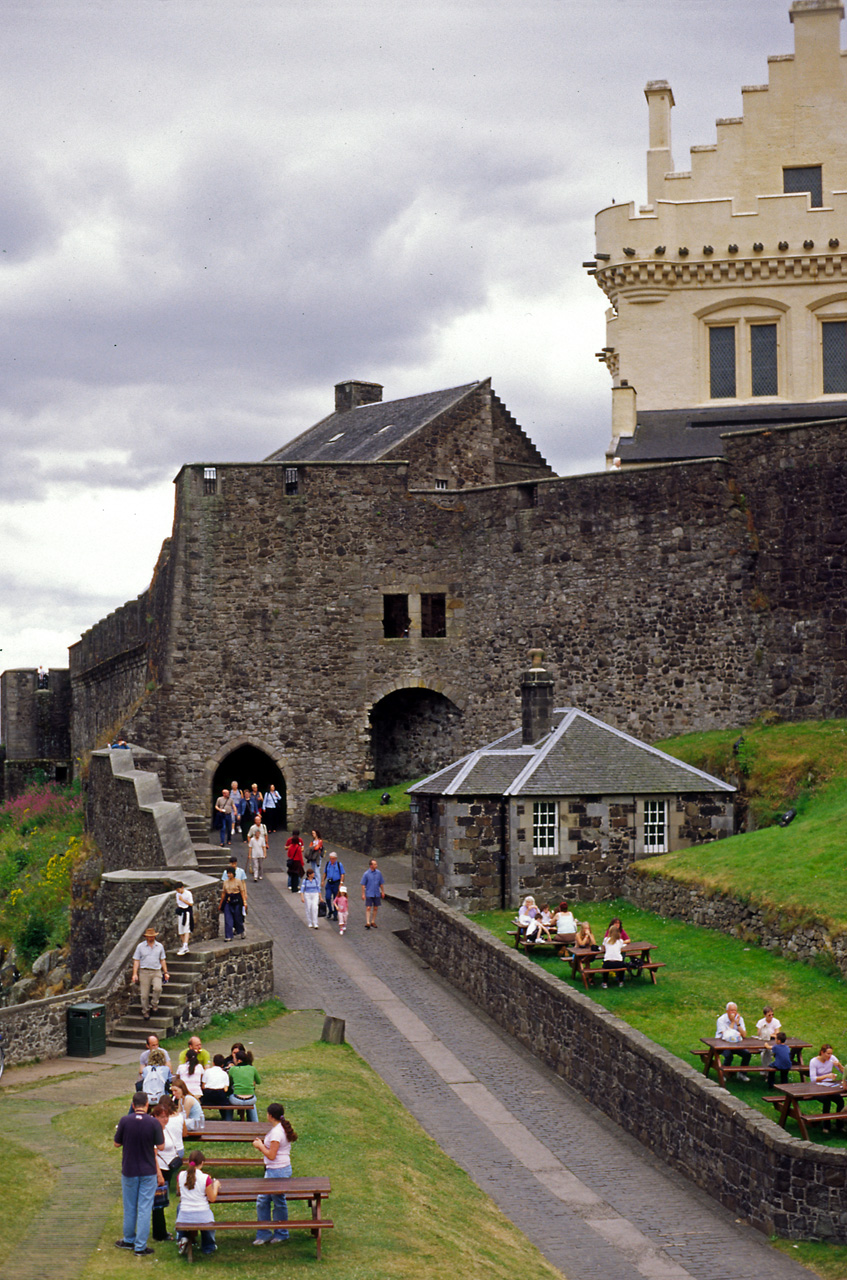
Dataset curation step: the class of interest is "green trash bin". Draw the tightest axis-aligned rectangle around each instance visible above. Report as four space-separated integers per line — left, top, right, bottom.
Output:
67 1001 106 1057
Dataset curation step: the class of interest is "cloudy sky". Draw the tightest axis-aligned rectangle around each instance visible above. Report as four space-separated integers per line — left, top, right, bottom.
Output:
1 0 798 673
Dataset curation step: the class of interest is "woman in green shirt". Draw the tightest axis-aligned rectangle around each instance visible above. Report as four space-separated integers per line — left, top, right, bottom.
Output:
228 1050 261 1122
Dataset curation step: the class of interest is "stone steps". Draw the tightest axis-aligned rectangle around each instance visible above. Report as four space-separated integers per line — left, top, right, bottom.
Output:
106 955 208 1046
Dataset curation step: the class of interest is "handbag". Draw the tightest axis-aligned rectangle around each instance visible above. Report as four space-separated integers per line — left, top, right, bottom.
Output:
167 1155 184 1173
317 900 328 918
154 1183 170 1209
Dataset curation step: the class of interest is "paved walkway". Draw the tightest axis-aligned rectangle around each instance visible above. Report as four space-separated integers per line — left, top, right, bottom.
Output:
3 834 810 1280
245 834 808 1280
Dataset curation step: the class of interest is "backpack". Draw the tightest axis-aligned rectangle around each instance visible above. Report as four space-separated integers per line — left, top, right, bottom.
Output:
141 1062 170 1103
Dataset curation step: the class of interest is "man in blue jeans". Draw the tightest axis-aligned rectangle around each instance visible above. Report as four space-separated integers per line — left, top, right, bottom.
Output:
321 851 345 920
114 1091 164 1256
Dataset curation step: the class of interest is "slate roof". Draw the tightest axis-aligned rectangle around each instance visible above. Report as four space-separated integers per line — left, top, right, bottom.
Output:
265 382 483 464
617 402 847 464
409 708 735 798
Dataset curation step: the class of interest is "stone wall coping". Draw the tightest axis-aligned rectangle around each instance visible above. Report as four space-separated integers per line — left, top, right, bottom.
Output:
92 746 196 868
409 889 847 1167
101 869 217 888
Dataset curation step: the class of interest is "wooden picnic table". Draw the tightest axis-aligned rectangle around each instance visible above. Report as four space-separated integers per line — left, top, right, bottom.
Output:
507 919 575 955
177 1175 333 1261
770 1081 847 1140
566 941 665 990
698 1036 811 1088
192 1120 269 1140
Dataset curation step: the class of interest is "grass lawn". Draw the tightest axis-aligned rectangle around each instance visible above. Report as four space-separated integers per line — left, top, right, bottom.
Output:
0 1142 56 1269
472 898 847 1147
310 778 422 817
50 1039 565 1280
161 998 287 1057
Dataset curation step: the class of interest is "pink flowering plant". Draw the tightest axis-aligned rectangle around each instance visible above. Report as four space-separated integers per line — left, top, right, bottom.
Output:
0 783 85 964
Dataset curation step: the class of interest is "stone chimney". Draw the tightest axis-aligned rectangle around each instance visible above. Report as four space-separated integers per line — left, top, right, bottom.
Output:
334 380 384 413
520 649 554 745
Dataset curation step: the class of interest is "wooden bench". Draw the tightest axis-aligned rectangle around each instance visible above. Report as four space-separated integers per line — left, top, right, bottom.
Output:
507 923 573 955
178 1176 333 1262
578 960 666 990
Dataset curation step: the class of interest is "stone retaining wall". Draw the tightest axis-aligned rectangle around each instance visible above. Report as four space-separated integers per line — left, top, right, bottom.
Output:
408 888 847 1242
0 890 273 1067
302 801 411 857
624 866 847 977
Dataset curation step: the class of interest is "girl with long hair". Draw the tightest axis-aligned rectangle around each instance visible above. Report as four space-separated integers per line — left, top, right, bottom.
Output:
176 1149 220 1256
252 1103 298 1245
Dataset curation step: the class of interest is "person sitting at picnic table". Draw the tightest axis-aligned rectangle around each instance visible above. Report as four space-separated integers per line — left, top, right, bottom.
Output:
177 1048 206 1099
201 1055 232 1119
575 920 598 950
767 1031 794 1088
518 896 539 926
553 901 578 935
170 1079 204 1132
604 916 630 944
176 1149 220 1256
524 914 552 944
539 903 554 927
809 1044 845 1131
715 1001 751 1081
756 1006 782 1068
228 1048 261 1122
600 924 627 988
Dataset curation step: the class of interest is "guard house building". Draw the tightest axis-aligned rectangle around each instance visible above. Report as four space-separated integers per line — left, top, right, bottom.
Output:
409 655 735 912
596 0 847 466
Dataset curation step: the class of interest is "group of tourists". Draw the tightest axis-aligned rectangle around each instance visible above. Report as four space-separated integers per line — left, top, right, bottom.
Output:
213 780 284 848
518 896 636 986
714 1001 844 1114
116 1031 294 1256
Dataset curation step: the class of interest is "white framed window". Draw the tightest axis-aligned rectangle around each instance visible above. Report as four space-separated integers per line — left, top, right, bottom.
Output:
532 801 558 857
643 799 668 854
434 478 448 490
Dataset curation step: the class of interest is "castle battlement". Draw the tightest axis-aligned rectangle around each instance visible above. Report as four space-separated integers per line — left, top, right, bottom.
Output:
596 0 847 461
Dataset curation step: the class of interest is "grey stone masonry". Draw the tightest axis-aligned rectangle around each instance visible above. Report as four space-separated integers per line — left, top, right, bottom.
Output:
409 888 847 1242
302 801 411 857
86 745 196 871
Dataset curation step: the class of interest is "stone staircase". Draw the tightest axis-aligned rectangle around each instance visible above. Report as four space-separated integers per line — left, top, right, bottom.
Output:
185 813 211 843
193 845 232 878
106 952 207 1048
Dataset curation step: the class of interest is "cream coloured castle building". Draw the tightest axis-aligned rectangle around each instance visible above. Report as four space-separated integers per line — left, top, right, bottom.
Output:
596 0 847 466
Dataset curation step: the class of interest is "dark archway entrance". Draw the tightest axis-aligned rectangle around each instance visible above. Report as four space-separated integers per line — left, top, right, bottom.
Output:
369 688 463 786
212 745 287 826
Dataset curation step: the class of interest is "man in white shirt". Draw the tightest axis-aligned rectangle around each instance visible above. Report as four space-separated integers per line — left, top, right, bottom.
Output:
131 929 169 1021
715 1001 751 1080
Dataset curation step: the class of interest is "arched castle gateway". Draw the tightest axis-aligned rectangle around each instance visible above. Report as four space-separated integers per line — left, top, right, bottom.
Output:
6 2 847 820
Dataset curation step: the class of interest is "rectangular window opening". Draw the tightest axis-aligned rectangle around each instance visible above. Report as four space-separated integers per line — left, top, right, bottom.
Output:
284 467 299 496
783 165 823 208
750 323 778 397
822 320 847 394
709 326 736 398
203 466 217 495
421 592 446 638
643 799 668 854
532 801 558 857
382 593 410 639
434 478 448 490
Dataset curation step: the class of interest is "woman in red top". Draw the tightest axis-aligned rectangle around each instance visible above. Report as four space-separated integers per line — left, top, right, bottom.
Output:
285 830 305 894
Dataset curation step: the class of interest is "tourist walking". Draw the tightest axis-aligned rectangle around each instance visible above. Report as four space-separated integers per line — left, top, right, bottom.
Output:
131 927 170 1021
114 1090 164 1257
300 866 321 928
306 828 324 880
231 781 246 840
175 882 194 955
214 788 233 847
247 813 269 880
221 853 248 885
360 858 385 929
285 830 304 893
263 783 282 832
176 1150 220 1256
252 1103 297 1245
322 851 345 919
335 884 349 934
220 867 247 940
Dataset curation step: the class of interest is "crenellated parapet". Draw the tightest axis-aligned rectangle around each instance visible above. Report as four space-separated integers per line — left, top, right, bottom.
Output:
594 0 847 462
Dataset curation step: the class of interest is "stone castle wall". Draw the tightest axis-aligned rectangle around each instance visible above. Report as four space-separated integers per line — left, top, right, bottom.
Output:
409 889 847 1242
67 418 847 823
